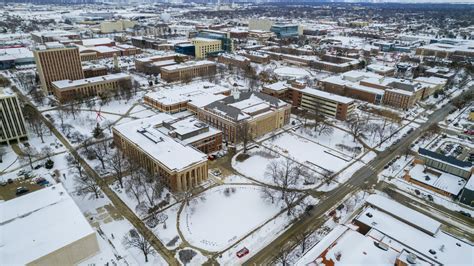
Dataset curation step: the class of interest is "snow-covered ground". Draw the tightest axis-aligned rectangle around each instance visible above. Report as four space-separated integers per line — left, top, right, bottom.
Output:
179 185 284 252
262 132 354 174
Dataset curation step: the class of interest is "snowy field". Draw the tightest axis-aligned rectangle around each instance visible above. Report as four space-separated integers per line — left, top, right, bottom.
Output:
262 132 355 174
179 185 284 252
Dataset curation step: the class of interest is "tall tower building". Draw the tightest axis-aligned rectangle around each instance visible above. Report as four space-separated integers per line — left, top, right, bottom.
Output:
34 44 84 95
0 89 28 145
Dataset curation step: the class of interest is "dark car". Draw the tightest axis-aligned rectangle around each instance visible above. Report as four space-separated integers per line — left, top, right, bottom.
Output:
459 211 471 218
16 187 29 196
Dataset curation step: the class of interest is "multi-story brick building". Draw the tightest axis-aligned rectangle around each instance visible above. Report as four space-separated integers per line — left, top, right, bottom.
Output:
82 65 108 78
0 89 28 145
262 81 355 120
197 91 291 143
51 73 131 103
113 114 209 192
309 54 361 73
34 43 85 95
217 53 250 69
134 54 186 75
31 31 80 43
320 70 440 109
160 60 217 83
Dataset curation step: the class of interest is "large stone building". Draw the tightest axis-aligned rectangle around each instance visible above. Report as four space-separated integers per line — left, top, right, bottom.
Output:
160 60 217 83
51 73 132 103
1 184 100 265
113 114 210 192
34 43 85 95
197 91 291 144
0 89 28 145
144 82 231 114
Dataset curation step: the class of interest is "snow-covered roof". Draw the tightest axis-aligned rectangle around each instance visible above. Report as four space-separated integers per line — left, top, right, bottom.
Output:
408 164 466 196
205 91 288 121
299 226 399 265
52 73 130 90
144 81 230 107
161 60 215 71
367 64 395 73
82 38 114 47
366 194 441 235
113 114 207 172
0 47 34 61
299 87 355 104
0 184 96 265
264 81 290 92
356 207 473 265
464 174 474 191
414 76 448 86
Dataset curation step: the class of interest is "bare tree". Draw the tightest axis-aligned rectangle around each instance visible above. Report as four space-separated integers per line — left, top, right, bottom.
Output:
74 173 101 199
274 245 291 266
238 121 253 154
122 229 155 263
23 105 48 143
346 114 365 141
295 230 312 254
91 141 109 170
41 146 53 160
107 150 129 189
20 145 37 169
0 146 6 163
263 158 302 216
66 154 83 178
67 100 80 120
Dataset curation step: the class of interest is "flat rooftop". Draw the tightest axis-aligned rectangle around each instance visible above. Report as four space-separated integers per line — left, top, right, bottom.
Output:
113 114 207 172
144 81 230 107
356 207 473 265
161 60 215 71
408 164 466 196
52 73 130 90
0 184 95 265
300 87 355 104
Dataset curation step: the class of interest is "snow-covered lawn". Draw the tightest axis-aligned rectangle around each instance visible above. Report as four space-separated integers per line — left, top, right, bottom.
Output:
232 147 321 189
293 126 363 157
179 185 283 252
262 132 354 174
149 204 182 249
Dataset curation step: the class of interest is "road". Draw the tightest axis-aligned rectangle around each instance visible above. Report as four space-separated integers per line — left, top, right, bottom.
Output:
11 86 180 265
244 88 472 265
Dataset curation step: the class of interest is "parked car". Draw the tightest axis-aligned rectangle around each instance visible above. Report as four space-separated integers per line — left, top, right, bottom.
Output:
16 187 29 196
458 211 471 218
236 247 249 258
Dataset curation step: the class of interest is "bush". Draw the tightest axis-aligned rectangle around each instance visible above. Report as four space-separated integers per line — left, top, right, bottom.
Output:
178 249 197 265
236 153 250 162
44 159 54 169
